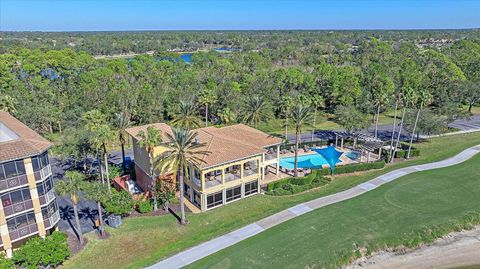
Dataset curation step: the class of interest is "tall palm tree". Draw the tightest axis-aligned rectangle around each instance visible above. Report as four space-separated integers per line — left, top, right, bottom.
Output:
391 87 417 162
0 95 16 114
83 182 107 236
114 111 132 172
199 88 217 127
389 92 400 161
154 128 210 225
171 100 202 130
290 105 313 177
55 171 86 244
310 95 325 142
279 96 294 142
406 90 432 158
243 95 270 128
97 124 115 194
137 126 163 211
83 110 107 186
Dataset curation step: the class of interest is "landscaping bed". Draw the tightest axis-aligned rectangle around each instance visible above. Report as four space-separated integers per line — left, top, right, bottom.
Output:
265 171 331 196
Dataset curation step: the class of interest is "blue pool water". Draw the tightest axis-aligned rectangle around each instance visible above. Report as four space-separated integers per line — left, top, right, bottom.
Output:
280 153 332 170
279 151 360 170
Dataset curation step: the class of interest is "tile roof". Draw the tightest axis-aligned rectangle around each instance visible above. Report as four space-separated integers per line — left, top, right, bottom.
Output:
0 112 52 163
126 123 282 169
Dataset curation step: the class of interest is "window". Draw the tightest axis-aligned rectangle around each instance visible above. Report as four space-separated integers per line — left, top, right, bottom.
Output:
31 152 49 171
7 212 36 230
207 191 223 209
0 160 26 179
193 190 201 208
184 183 191 200
36 176 53 196
1 187 31 207
226 186 241 202
41 200 58 219
244 181 258 196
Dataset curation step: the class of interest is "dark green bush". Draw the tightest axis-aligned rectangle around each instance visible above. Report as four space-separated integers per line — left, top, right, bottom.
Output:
395 150 406 158
266 171 331 196
409 149 420 157
320 160 386 175
12 231 69 269
0 253 14 269
103 188 134 215
137 199 154 213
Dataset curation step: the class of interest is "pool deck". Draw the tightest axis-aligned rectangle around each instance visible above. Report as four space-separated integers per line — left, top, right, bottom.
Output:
262 147 378 185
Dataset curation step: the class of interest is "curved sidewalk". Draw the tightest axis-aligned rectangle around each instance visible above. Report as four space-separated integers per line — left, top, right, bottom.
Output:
149 145 480 269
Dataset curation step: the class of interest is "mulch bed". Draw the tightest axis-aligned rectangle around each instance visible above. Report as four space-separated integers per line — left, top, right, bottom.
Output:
128 203 191 218
65 230 88 256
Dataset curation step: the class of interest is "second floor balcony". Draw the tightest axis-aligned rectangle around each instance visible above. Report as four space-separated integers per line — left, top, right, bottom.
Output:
0 174 29 192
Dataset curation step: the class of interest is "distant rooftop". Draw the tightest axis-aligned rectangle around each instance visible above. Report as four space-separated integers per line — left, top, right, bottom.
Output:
0 111 52 163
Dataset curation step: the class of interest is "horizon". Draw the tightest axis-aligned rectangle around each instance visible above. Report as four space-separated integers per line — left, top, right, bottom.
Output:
1 0 479 31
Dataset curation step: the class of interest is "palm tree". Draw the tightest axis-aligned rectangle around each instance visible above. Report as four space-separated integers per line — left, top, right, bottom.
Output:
243 95 270 128
391 87 417 162
290 105 313 177
0 95 16 114
55 171 86 244
199 88 217 127
83 110 107 186
154 127 210 225
114 111 132 172
137 126 163 211
97 124 115 194
217 107 236 125
171 100 202 130
279 96 294 142
83 182 107 236
310 95 325 142
406 90 432 158
389 92 400 161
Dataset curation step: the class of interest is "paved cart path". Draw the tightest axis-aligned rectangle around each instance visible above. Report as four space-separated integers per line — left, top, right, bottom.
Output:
149 145 480 269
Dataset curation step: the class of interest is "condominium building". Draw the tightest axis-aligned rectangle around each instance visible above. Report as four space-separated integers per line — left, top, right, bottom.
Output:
126 123 282 211
0 112 59 257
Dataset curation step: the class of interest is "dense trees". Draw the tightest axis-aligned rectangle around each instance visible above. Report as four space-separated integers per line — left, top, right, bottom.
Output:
0 31 478 163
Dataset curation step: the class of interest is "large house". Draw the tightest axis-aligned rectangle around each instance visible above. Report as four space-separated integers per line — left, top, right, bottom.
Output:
126 123 282 211
0 112 59 257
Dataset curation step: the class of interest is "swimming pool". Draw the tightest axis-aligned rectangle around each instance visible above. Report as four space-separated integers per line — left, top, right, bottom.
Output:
279 151 360 170
279 153 333 169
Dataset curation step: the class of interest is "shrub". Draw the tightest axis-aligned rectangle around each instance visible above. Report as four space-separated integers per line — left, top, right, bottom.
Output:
103 188 134 215
395 150 406 158
12 231 69 269
266 171 331 196
137 199 153 213
0 253 14 269
319 160 386 175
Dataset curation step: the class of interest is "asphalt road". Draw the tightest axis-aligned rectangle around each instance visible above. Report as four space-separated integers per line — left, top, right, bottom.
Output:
286 115 480 144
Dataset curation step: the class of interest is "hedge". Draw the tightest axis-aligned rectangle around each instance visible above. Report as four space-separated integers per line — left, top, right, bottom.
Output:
318 160 386 176
266 171 331 196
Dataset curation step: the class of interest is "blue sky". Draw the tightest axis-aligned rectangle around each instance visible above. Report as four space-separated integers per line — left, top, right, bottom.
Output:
1 0 479 31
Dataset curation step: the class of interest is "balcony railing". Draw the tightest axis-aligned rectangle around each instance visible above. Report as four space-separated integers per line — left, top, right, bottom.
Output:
224 171 241 182
0 174 29 191
39 188 56 206
9 223 38 242
243 167 258 177
34 165 52 182
44 210 60 229
3 200 34 217
265 154 277 161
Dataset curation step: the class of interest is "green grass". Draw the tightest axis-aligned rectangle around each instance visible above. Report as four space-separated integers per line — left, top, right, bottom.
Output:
190 154 480 269
62 132 480 269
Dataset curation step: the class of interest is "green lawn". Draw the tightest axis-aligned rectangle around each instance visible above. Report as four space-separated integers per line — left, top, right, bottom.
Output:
62 132 480 269
190 154 480 269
